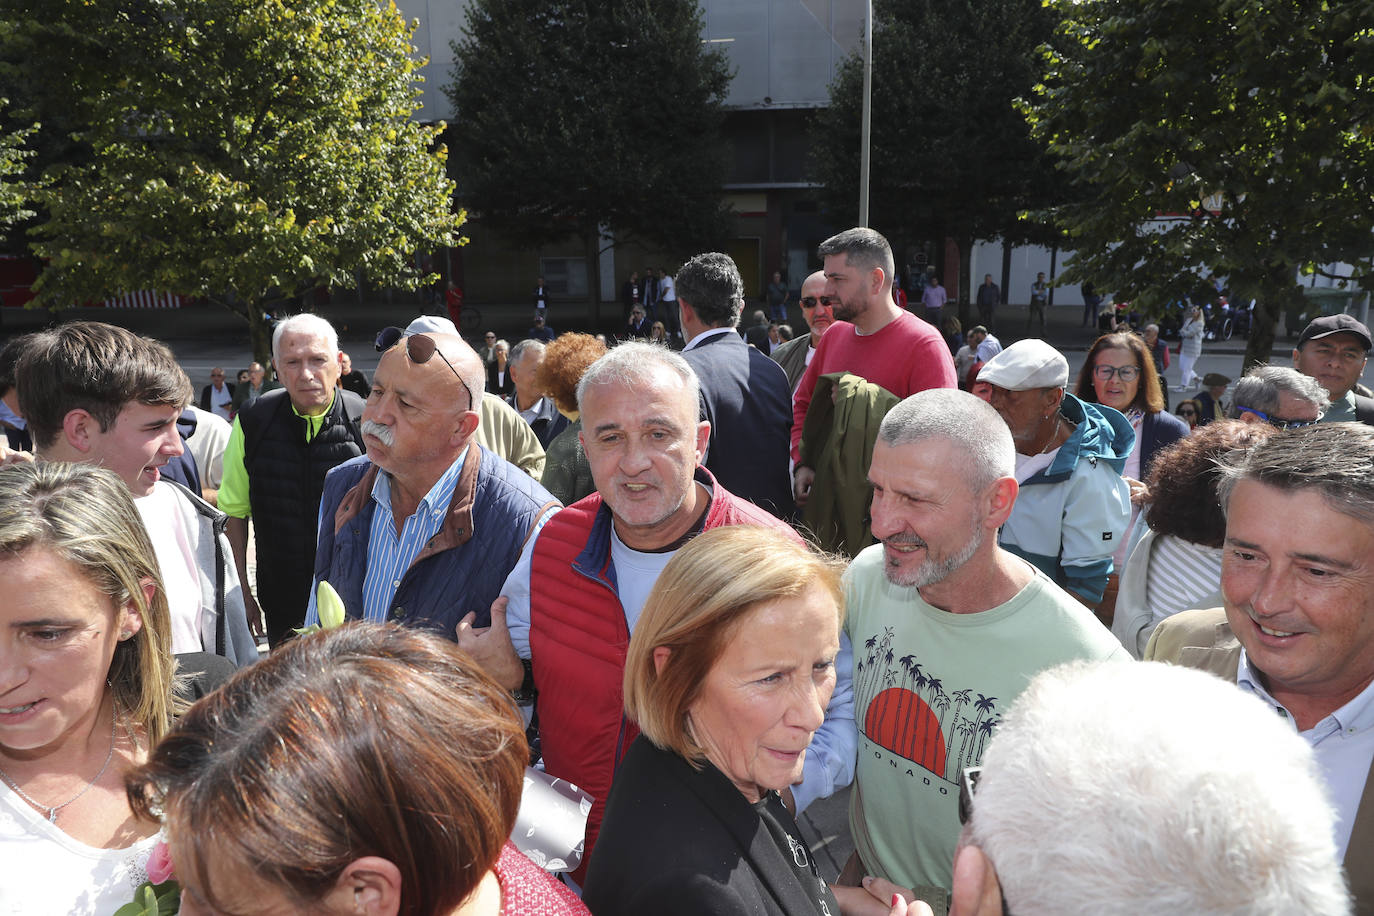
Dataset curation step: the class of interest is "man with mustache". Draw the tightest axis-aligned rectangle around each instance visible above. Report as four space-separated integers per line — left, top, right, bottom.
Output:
221 314 366 646
304 323 557 637
837 387 1126 912
1148 423 1374 912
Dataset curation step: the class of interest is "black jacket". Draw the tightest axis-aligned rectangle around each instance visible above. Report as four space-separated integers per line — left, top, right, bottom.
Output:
583 736 839 916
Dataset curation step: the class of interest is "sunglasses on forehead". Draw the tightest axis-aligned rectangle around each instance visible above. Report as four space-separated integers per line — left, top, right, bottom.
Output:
374 326 475 408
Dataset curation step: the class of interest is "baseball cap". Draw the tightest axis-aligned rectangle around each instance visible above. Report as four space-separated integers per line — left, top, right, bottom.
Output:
977 339 1069 391
1296 314 1372 351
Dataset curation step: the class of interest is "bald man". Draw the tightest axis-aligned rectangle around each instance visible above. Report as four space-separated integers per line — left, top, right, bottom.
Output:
305 327 558 635
770 270 837 392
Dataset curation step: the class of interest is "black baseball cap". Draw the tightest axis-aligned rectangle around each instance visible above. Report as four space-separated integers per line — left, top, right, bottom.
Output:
1296 314 1372 351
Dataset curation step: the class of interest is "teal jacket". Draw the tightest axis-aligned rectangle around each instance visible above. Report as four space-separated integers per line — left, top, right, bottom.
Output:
999 394 1134 603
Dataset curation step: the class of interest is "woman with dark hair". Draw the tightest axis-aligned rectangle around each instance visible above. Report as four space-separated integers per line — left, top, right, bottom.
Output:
1175 398 1202 429
1112 421 1274 657
127 623 588 916
0 463 177 914
1073 332 1190 623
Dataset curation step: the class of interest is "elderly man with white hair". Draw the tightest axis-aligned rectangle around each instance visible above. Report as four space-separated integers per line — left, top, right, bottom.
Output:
1227 364 1329 428
221 313 366 645
890 661 1351 916
978 339 1133 606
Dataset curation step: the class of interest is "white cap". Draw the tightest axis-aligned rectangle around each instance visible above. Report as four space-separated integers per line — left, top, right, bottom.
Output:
977 339 1069 391
405 315 458 336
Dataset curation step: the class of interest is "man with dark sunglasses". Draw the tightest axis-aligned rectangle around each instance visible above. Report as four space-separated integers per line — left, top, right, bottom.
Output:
1227 365 1327 429
305 323 557 638
769 270 834 392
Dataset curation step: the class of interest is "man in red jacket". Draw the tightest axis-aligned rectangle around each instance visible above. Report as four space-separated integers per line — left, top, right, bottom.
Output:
458 341 855 883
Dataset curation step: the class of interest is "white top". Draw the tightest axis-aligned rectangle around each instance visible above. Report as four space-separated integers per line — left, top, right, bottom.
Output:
1014 448 1058 483
659 275 676 301
185 405 232 490
135 482 208 654
0 783 158 915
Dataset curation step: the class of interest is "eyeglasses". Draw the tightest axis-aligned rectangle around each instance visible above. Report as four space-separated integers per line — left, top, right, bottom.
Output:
1235 406 1322 430
374 326 475 409
800 296 834 308
1092 364 1140 382
1177 409 1197 417
484 334 496 340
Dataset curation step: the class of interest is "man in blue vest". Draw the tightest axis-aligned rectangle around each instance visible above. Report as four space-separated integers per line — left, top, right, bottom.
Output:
305 327 556 637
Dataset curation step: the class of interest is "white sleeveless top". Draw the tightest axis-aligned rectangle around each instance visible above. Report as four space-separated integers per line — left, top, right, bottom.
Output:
0 782 157 915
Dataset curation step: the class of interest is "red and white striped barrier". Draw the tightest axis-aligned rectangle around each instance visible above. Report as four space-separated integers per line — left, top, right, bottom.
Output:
102 291 185 309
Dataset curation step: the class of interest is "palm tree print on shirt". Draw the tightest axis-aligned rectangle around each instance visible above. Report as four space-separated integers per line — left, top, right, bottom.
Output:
855 626 1000 782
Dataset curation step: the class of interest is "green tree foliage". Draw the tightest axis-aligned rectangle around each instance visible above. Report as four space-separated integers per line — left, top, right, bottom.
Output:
5 0 464 362
1028 0 1374 369
812 0 1063 310
0 101 34 232
447 0 733 324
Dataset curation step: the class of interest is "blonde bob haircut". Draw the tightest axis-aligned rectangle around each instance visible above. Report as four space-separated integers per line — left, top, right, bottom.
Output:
623 525 845 763
0 462 176 745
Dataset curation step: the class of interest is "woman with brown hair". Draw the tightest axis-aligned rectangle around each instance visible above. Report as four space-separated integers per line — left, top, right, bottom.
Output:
535 332 608 505
0 462 177 914
1073 331 1190 623
127 623 588 916
1112 420 1274 657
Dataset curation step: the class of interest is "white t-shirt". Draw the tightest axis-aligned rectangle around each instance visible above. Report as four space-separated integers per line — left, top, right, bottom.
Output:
135 483 207 654
0 783 158 915
659 276 675 302
185 406 231 490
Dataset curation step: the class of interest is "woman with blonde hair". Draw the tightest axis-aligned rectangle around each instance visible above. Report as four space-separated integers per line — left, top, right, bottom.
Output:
584 526 899 915
0 462 176 914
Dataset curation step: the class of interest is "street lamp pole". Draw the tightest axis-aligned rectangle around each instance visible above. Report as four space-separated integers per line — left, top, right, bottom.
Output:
858 0 872 227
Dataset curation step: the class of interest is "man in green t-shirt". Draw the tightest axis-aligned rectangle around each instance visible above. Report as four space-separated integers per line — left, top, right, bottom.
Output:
837 388 1127 909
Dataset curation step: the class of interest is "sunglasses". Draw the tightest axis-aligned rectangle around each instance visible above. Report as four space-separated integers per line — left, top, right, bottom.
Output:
374 327 475 409
800 296 834 308
1177 409 1197 417
1234 406 1321 430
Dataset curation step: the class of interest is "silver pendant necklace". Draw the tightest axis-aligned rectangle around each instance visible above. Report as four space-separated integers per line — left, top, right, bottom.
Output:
0 703 118 824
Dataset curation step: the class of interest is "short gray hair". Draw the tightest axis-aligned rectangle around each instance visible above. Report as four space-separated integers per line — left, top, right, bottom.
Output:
1227 365 1329 420
576 342 699 415
876 388 1014 491
817 227 894 290
272 314 339 362
509 339 546 365
675 252 744 328
971 661 1351 915
1216 422 1374 526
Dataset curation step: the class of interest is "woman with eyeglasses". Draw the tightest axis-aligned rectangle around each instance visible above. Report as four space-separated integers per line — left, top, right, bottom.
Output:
1073 332 1189 625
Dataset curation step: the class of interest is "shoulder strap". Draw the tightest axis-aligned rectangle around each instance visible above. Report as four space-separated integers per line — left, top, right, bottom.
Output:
1355 395 1374 425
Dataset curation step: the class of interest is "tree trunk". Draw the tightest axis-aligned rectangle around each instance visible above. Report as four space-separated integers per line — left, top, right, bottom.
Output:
1242 264 1301 373
583 227 602 330
247 300 274 367
956 233 974 330
1000 241 1012 305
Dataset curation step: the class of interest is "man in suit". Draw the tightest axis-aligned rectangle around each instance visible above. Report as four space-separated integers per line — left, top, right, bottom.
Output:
1148 422 1374 913
1293 314 1374 426
199 367 235 420
677 252 794 519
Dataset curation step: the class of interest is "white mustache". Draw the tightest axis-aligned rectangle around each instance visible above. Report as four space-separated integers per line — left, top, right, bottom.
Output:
361 419 394 447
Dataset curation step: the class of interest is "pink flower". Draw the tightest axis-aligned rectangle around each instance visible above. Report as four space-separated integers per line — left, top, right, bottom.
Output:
145 839 175 885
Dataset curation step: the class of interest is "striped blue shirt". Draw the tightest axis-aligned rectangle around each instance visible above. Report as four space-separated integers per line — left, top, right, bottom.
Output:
305 448 467 625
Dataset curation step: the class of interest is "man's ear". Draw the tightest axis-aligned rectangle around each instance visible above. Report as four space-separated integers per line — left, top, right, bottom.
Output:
950 843 1005 916
983 477 1019 529
694 420 710 461
679 300 696 326
324 856 402 916
61 408 99 455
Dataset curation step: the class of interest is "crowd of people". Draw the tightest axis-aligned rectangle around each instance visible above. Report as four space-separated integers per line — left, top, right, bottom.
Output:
1 225 1372 915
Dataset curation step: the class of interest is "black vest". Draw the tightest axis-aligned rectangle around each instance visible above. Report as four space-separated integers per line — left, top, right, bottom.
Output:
239 389 364 632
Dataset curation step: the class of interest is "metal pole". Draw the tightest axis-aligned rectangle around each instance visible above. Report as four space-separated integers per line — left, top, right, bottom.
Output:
858 0 872 227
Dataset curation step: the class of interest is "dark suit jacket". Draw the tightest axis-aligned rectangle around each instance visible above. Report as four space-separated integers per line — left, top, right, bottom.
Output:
1139 408 1189 475
199 381 235 412
1147 607 1374 914
681 331 794 519
582 736 839 916
1193 389 1225 426
486 361 513 396
744 321 770 350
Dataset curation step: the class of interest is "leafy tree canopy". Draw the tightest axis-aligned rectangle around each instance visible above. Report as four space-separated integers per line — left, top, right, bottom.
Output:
1027 0 1374 367
0 99 34 232
447 0 733 320
4 0 463 361
812 0 1065 294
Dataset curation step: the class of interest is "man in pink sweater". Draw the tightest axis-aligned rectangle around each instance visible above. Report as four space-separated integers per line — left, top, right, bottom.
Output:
792 228 957 507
